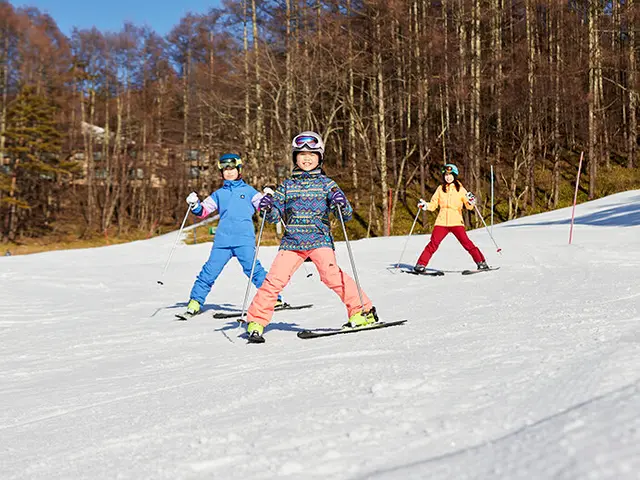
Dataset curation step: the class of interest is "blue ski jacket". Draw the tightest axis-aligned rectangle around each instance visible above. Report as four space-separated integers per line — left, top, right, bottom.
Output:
192 179 262 248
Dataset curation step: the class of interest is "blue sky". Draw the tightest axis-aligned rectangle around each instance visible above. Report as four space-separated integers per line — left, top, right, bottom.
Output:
13 0 223 36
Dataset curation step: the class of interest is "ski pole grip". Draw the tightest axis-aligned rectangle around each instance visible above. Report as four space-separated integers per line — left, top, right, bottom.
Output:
329 187 342 211
263 187 275 197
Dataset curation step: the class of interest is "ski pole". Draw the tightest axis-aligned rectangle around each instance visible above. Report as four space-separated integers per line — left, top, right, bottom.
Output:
157 205 191 285
393 208 421 270
238 196 270 324
473 204 502 254
333 193 366 311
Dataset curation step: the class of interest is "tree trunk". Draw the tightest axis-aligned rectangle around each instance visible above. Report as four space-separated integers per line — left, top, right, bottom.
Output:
526 0 535 209
252 0 267 182
375 13 389 236
456 0 467 167
141 114 148 230
182 48 191 189
119 75 130 234
471 0 482 197
404 0 413 204
347 0 359 209
104 93 123 233
285 0 292 152
551 3 562 209
301 1 312 129
588 0 600 199
243 0 255 181
442 0 450 164
198 91 205 190
84 87 97 233
628 0 637 169
493 0 503 168
103 74 112 233
208 30 215 184
1 34 8 240
0 34 7 166
414 0 427 227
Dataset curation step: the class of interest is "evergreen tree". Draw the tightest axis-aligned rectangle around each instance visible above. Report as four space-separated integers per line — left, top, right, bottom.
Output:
2 85 77 240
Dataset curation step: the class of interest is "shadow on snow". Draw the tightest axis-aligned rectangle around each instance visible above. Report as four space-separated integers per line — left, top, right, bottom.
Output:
506 197 640 228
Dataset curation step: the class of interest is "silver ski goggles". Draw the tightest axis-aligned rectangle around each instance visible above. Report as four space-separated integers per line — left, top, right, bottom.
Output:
292 134 322 150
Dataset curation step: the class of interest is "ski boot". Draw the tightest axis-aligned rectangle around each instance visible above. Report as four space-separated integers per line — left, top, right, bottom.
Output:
343 306 379 329
413 264 427 274
176 299 201 320
476 261 490 271
274 296 287 310
247 321 265 343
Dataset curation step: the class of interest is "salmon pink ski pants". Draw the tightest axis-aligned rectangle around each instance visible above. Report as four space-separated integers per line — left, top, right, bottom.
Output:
246 247 372 327
417 225 485 266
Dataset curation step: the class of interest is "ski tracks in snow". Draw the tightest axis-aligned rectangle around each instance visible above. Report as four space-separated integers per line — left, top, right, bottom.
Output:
361 379 640 480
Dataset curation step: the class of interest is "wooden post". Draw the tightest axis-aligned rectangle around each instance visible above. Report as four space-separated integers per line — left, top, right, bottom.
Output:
387 188 392 236
490 164 494 233
569 152 584 245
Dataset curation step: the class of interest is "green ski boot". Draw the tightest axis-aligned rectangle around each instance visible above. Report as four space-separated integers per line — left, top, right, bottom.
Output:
247 321 265 343
176 299 201 320
343 307 379 328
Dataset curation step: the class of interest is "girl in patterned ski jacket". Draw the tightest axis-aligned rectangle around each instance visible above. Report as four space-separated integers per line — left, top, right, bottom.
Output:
413 163 488 274
244 131 378 341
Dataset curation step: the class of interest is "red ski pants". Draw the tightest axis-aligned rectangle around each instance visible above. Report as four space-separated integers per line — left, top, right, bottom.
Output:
417 226 485 266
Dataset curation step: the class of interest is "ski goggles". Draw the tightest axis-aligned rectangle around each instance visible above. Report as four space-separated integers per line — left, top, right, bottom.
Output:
218 155 242 170
292 133 323 150
441 165 457 174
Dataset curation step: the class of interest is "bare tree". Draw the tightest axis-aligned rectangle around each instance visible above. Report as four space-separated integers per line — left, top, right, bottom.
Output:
628 0 637 169
588 0 602 199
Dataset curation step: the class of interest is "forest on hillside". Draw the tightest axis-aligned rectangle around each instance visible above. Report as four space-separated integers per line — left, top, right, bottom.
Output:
0 0 638 244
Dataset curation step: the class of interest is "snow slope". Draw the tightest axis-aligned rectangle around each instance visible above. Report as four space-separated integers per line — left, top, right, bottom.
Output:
1 191 639 480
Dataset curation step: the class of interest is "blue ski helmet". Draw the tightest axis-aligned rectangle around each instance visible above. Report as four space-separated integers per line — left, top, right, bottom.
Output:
441 163 459 176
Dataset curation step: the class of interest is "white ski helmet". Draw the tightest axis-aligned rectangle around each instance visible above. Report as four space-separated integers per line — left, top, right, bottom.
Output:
292 131 325 163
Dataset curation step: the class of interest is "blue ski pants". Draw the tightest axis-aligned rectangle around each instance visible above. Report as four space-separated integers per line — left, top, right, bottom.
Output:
190 245 276 305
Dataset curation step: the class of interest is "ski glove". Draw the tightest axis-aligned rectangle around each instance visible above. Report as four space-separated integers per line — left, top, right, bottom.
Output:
466 191 477 207
328 189 347 208
417 198 428 211
186 192 201 210
259 194 274 212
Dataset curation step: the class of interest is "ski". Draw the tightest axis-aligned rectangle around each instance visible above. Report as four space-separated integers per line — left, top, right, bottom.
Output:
297 320 407 339
403 269 444 277
213 303 313 319
247 333 266 344
461 267 500 275
175 311 201 321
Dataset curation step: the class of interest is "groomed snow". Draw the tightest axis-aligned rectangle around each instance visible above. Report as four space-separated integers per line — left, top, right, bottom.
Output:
1 191 639 479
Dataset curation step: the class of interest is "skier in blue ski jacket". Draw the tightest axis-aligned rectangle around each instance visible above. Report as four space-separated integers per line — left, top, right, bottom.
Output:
181 153 283 318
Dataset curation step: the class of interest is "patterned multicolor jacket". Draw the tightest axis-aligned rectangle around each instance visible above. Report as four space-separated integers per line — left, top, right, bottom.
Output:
265 168 353 251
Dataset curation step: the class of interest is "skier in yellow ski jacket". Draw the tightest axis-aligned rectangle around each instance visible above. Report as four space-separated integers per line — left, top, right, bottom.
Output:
413 163 488 273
